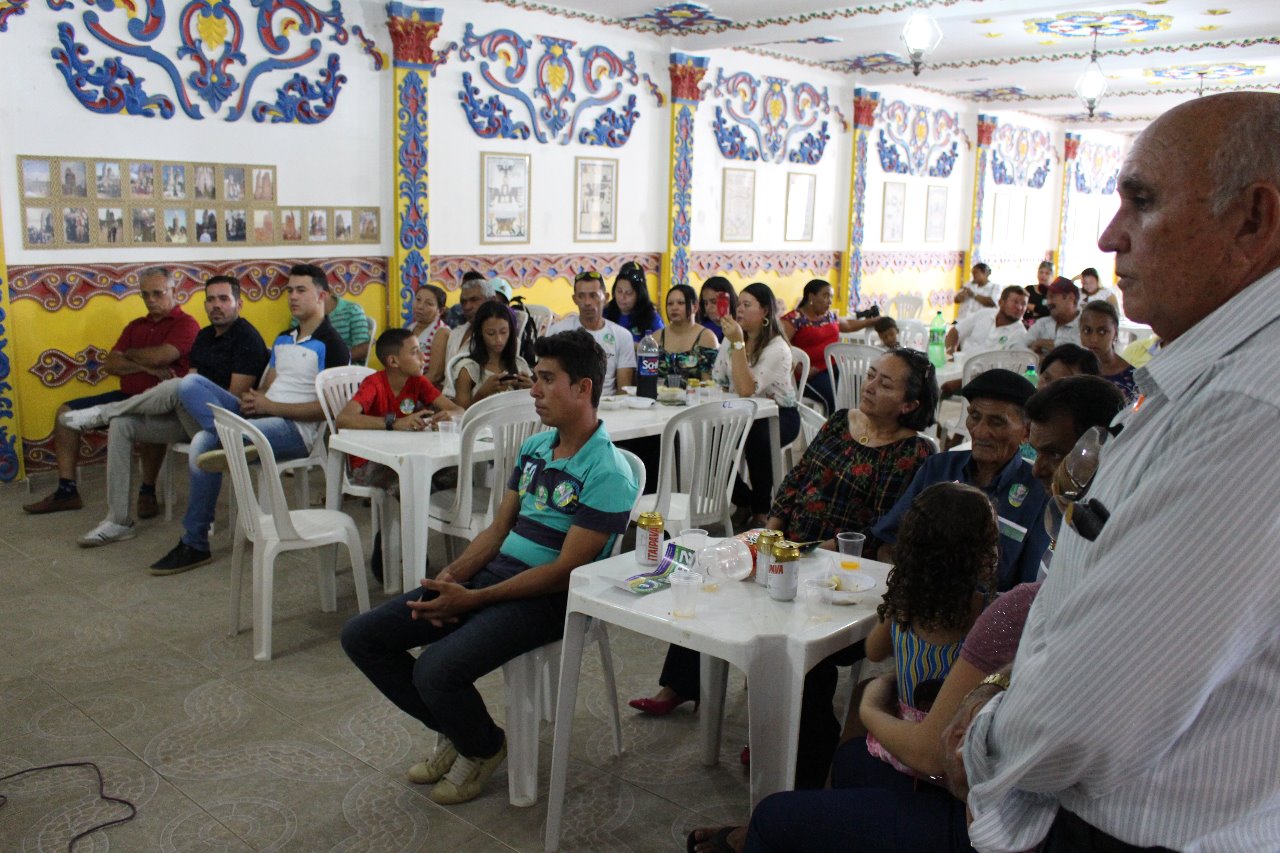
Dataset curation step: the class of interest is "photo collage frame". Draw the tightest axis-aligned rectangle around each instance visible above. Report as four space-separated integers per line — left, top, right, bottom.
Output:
17 155 380 250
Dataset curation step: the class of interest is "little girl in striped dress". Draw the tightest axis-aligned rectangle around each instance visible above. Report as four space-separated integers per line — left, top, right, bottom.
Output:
863 481 998 777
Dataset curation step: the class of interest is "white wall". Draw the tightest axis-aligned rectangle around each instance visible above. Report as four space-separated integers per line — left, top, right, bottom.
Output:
1059 130 1128 284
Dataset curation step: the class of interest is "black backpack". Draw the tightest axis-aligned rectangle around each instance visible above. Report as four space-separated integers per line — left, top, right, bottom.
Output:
508 295 539 365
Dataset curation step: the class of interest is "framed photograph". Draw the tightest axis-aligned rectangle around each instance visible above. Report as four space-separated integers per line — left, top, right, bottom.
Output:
574 156 617 242
131 207 158 243
721 167 755 242
225 209 247 242
881 181 906 243
251 167 275 202
481 152 530 244
356 209 379 242
332 208 353 241
306 208 328 242
21 159 51 198
97 207 124 244
924 185 948 243
61 161 88 197
25 207 54 245
280 208 302 242
194 164 217 200
62 206 90 244
194 208 218 243
95 161 123 199
162 164 187 201
784 172 816 242
223 166 246 202
163 208 189 244
129 162 155 198
252 209 275 243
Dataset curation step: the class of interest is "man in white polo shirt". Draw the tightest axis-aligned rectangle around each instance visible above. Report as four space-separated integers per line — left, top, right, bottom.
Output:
546 270 635 396
948 285 1029 356
1027 276 1083 356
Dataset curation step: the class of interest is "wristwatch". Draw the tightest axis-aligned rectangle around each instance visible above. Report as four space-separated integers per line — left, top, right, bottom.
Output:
980 672 1011 691
384 412 396 430
731 340 746 351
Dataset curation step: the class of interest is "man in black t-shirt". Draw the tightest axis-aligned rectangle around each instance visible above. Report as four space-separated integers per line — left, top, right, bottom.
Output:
77 276 269 548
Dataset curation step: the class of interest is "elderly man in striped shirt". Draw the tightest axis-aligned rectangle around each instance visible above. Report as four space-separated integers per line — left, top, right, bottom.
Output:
944 92 1280 852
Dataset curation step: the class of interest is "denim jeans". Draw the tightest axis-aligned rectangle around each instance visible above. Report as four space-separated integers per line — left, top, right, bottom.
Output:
177 375 308 551
341 567 568 758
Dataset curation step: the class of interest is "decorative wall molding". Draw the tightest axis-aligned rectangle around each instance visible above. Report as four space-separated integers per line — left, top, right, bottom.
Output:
861 250 964 275
843 87 878 311
429 253 660 292
969 114 997 265
875 100 967 178
991 124 1054 189
0 269 18 482
45 0 361 122
666 52 707 290
1074 139 1122 195
1023 9 1171 39
10 257 387 310
28 345 110 388
709 69 835 164
689 251 840 279
455 23 648 147
25 433 107 476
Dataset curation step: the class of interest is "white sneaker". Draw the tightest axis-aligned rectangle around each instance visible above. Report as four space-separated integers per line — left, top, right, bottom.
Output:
60 405 108 432
78 519 137 548
428 738 507 805
407 738 458 785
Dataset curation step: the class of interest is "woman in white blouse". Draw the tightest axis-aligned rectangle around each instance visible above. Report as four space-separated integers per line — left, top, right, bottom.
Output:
714 281 800 527
445 301 532 407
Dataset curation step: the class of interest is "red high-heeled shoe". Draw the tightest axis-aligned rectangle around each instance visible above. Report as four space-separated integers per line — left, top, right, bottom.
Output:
627 695 696 716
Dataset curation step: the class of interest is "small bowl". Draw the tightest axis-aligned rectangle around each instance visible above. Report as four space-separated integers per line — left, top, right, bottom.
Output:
600 396 626 410
625 396 655 409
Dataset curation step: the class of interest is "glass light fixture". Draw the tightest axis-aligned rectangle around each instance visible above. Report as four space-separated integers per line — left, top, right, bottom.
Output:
900 10 943 77
1074 25 1108 118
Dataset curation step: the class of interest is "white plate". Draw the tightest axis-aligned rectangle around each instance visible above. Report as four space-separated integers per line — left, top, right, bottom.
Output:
832 572 876 592
600 396 626 410
625 396 656 409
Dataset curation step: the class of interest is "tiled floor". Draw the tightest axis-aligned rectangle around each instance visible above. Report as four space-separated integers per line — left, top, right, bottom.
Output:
1 464 846 851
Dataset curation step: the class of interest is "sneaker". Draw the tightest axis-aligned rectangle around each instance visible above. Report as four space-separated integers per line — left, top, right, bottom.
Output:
78 519 137 548
23 490 83 514
428 737 507 805
196 445 257 473
137 492 160 519
59 405 107 432
149 541 212 575
407 739 458 785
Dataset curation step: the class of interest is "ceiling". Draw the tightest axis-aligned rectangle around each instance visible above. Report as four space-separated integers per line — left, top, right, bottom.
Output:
489 0 1280 133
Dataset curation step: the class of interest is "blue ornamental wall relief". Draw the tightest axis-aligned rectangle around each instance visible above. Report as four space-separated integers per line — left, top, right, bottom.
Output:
990 124 1053 189
43 0 369 122
456 23 658 147
709 69 834 165
874 99 966 179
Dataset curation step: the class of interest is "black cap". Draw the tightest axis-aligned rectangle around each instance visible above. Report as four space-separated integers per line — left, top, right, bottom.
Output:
960 368 1036 408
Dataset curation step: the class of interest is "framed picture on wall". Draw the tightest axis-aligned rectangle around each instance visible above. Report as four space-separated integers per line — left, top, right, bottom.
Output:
61 161 88 197
356 209 379 242
129 162 155 198
162 164 187 201
481 152 530 244
131 207 158 243
194 164 217 201
721 168 755 242
881 181 906 243
280 208 302 242
63 207 90 244
97 207 124 244
784 172 816 242
251 167 275 202
307 208 328 242
223 166 246 202
573 156 617 242
95 161 123 199
21 159 51 198
225 209 247 243
163 208 188 244
924 185 948 243
25 208 53 245
195 208 218 243
252 209 275 243
332 208 353 241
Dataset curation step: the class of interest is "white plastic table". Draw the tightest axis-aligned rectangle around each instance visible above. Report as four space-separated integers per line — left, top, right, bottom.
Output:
326 397 783 593
543 551 889 852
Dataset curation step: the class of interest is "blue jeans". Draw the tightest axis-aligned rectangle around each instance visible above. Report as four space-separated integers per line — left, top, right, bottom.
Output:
177 375 308 551
340 566 567 758
743 738 974 853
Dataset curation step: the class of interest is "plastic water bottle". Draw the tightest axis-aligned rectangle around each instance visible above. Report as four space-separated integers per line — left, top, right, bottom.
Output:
1024 363 1038 385
637 333 659 399
927 311 946 369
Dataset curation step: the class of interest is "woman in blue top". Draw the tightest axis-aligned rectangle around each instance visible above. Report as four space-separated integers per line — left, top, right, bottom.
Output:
698 276 737 342
603 262 663 345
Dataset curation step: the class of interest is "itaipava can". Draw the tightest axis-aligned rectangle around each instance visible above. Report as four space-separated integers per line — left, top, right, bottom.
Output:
636 511 664 566
768 541 801 601
754 529 782 587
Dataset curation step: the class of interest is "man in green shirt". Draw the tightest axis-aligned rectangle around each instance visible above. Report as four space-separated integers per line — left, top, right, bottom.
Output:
291 286 371 363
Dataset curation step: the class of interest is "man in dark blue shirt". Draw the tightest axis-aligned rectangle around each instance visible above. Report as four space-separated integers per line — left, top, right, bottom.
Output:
871 369 1050 590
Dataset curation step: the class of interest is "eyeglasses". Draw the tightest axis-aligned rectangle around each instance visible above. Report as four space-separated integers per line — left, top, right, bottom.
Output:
1052 425 1114 541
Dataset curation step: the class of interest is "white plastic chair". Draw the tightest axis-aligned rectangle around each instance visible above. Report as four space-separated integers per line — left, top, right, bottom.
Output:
790 346 811 404
889 293 924 320
825 342 882 414
361 316 377 366
632 399 756 537
213 406 370 662
316 365 399 591
524 303 555 337
426 392 547 558
895 318 930 351
943 348 1038 442
500 449 644 807
784 403 830 472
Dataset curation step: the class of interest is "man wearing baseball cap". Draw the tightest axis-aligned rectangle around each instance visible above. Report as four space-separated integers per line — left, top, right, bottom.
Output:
1027 276 1083 357
869 368 1050 590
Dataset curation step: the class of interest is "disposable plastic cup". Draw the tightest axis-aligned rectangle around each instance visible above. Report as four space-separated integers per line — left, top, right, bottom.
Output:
669 571 702 618
437 419 459 435
836 532 866 573
678 528 709 553
800 577 834 622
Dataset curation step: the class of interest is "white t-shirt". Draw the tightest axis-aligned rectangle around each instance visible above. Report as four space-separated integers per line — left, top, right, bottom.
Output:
546 315 637 396
956 308 1030 352
443 355 531 398
712 334 796 407
1081 285 1119 307
1027 314 1082 348
957 280 1001 320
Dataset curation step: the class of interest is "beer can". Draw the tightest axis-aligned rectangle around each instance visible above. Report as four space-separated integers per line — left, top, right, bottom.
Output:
768 541 801 601
636 511 665 566
755 529 782 587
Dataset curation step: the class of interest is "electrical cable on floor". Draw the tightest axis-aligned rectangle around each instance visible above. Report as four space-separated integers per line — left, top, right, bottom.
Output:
0 761 138 851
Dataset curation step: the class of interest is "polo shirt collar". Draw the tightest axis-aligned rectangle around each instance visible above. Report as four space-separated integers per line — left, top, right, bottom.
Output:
962 449 1026 494
1139 266 1280 403
147 305 186 324
548 419 611 453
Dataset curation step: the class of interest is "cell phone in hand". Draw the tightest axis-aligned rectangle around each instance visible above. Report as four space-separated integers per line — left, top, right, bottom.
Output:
716 292 730 319
416 587 439 603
